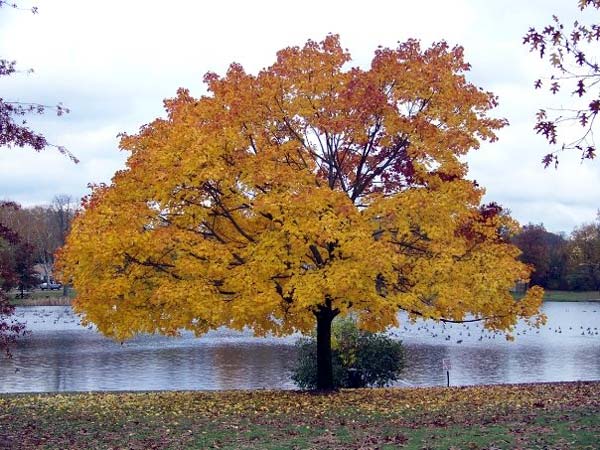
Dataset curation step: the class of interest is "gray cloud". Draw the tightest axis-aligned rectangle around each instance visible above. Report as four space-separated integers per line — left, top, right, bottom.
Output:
1 0 598 233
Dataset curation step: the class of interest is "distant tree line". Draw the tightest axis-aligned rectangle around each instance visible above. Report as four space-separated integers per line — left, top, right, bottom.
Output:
513 215 600 292
0 195 77 292
2 197 598 295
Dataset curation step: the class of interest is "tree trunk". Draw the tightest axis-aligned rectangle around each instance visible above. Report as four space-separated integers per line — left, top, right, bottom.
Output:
315 305 338 391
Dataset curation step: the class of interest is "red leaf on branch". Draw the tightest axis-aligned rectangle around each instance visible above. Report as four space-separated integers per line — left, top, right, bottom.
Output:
574 79 586 97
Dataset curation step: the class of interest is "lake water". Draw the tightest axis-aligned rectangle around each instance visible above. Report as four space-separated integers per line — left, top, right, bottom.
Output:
1 302 599 393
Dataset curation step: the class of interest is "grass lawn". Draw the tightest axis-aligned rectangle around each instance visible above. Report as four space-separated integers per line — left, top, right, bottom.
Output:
543 290 600 302
0 382 598 449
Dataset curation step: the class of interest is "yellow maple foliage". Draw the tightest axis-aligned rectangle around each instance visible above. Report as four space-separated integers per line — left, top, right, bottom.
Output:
56 35 544 389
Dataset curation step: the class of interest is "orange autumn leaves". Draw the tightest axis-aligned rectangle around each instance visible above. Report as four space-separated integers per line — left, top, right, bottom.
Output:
56 35 543 341
1 382 598 450
2 382 598 425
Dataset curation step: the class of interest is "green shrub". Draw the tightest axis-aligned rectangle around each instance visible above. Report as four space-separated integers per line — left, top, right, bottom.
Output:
291 317 405 389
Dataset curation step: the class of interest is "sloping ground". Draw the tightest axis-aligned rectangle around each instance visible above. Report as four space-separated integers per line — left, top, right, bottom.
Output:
0 382 598 449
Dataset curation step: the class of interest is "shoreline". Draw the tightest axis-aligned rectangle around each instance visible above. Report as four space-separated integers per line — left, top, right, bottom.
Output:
10 296 600 307
1 379 598 397
9 296 73 307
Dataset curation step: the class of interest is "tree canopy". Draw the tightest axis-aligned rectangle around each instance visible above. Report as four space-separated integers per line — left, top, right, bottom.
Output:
57 35 544 389
512 224 569 290
569 216 600 291
0 1 77 161
0 195 77 280
524 0 600 167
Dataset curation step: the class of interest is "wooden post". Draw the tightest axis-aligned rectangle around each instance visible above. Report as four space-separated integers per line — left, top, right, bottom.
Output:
442 358 451 387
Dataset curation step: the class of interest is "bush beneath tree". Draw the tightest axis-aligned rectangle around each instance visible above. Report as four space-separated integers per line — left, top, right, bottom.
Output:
292 318 404 389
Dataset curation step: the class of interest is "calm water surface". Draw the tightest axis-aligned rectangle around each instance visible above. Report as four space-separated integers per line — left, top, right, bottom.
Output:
1 302 599 393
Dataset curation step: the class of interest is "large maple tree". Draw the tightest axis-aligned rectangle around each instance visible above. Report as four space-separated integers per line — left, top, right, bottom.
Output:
57 36 543 389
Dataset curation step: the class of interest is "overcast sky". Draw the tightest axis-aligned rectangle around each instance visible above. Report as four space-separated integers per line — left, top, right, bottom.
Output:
1 0 599 233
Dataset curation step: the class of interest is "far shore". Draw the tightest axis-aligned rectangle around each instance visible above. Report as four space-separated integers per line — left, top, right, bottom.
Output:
8 289 600 307
8 289 74 307
541 290 600 302
9 296 72 306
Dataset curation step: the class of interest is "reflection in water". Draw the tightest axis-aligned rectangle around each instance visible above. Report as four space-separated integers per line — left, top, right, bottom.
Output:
1 302 599 393
1 330 297 392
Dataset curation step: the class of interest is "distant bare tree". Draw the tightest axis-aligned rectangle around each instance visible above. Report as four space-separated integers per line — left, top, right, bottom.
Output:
568 215 600 292
51 194 76 244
